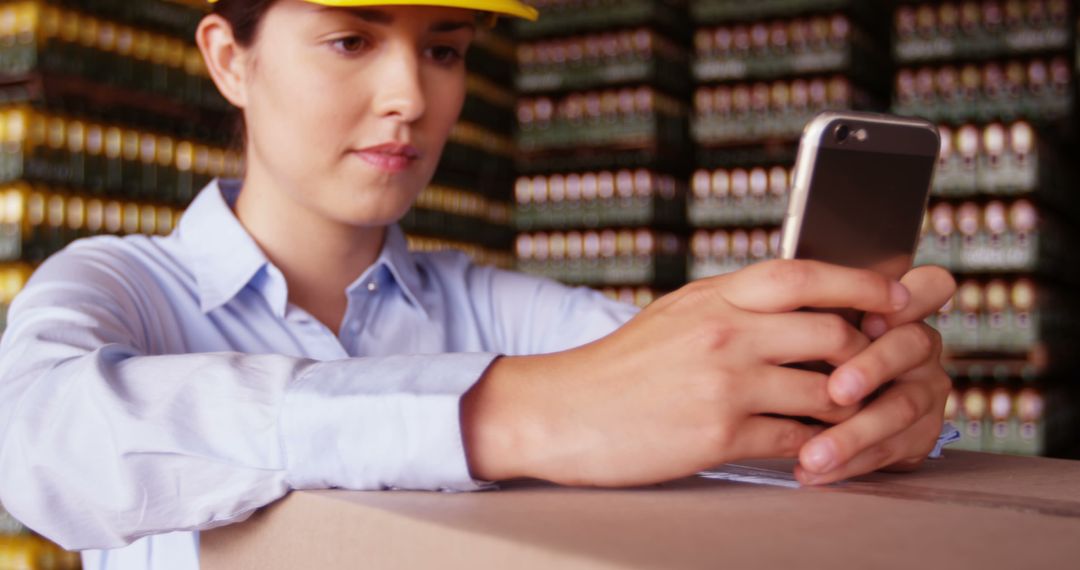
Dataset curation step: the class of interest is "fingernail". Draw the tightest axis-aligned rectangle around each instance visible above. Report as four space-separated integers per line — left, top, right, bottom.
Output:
802 439 836 473
863 314 888 339
890 282 910 311
832 369 864 404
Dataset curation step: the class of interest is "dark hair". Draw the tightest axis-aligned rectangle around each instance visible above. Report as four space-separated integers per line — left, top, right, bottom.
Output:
208 0 279 152
211 0 279 47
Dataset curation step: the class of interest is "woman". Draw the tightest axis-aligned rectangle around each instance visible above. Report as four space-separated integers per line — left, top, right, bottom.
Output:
0 0 955 568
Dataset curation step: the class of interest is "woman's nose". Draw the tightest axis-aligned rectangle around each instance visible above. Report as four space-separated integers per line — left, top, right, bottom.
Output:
371 49 426 123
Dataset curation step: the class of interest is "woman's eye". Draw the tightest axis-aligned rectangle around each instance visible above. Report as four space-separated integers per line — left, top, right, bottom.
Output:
428 45 463 65
330 36 368 55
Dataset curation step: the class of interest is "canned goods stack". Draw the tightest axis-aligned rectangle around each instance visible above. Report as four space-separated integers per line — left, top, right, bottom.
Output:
512 0 694 300
899 0 1080 457
946 383 1051 455
0 0 232 560
0 0 233 345
686 0 893 282
0 531 81 570
399 22 518 268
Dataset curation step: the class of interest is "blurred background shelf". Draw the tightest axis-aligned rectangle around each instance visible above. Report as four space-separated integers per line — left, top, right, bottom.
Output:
2 0 1080 562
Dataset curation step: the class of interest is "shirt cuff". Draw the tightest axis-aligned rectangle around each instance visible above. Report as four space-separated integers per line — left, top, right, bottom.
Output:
280 353 501 492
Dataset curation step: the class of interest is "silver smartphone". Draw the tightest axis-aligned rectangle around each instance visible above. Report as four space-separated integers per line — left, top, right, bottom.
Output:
779 112 941 406
781 111 941 283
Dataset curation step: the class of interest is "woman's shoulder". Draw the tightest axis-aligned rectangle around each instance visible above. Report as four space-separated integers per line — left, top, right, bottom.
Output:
26 233 185 295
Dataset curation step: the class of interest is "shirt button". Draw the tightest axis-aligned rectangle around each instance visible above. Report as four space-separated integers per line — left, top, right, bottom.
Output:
367 281 378 292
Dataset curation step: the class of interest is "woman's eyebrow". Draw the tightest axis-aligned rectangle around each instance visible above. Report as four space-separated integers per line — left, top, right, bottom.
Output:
430 20 476 33
309 6 476 33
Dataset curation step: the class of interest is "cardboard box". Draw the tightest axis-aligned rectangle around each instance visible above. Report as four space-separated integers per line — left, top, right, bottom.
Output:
202 451 1080 569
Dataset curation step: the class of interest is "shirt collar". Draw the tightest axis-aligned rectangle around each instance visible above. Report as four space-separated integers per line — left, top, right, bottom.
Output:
363 225 429 318
178 179 429 318
178 179 268 313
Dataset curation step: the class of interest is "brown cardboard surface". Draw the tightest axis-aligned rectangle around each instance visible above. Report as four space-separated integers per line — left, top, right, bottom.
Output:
201 451 1080 570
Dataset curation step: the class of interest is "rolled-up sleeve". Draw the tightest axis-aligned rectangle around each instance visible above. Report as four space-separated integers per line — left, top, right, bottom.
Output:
282 353 498 492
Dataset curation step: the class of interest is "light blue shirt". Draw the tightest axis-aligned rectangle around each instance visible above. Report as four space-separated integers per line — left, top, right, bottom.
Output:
0 179 638 569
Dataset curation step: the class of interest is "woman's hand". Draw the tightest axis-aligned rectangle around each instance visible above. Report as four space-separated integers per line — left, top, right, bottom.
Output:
462 259 916 487
795 265 957 485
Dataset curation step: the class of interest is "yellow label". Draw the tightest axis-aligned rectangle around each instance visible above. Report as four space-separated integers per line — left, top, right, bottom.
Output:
86 199 103 233
4 186 26 225
26 112 45 148
2 108 27 145
184 48 207 76
66 196 85 230
157 137 176 168
984 280 1009 312
78 15 99 48
223 150 244 178
176 141 194 171
104 201 122 233
46 194 65 228
0 5 18 41
14 2 41 43
133 30 152 60
166 39 185 69
193 145 210 175
66 120 86 154
140 205 157 235
121 130 140 162
122 203 140 234
156 208 175 235
208 149 226 178
26 190 44 228
85 124 104 156
58 9 79 43
139 135 157 165
150 35 169 65
40 5 60 39
115 25 133 56
99 21 118 52
1011 279 1035 311
45 116 66 150
105 127 123 159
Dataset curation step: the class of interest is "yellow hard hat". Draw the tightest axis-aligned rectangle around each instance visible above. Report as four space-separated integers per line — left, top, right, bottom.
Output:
207 0 539 21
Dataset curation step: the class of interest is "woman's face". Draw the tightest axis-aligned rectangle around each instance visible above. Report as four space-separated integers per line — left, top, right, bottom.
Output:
237 0 475 227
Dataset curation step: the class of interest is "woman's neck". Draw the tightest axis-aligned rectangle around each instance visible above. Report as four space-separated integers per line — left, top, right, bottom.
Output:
232 170 386 335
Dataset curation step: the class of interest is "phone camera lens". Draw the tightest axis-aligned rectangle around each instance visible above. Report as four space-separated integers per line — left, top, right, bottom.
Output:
835 124 851 143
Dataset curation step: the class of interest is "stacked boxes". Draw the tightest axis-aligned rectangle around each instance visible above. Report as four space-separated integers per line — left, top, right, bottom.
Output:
399 25 518 268
893 1 1071 63
893 57 1073 122
946 384 1048 455
515 227 683 287
897 0 1080 457
0 531 81 570
0 2 231 146
0 0 232 345
687 0 891 280
598 285 660 308
513 0 692 292
688 226 782 280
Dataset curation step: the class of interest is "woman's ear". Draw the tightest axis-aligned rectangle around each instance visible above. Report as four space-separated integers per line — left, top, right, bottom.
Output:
195 14 251 109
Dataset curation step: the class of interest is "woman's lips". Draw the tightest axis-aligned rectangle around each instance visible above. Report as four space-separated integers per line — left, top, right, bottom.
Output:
353 143 420 174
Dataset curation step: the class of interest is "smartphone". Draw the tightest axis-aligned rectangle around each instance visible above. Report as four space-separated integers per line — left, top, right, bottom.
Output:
779 112 940 387
781 111 940 289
